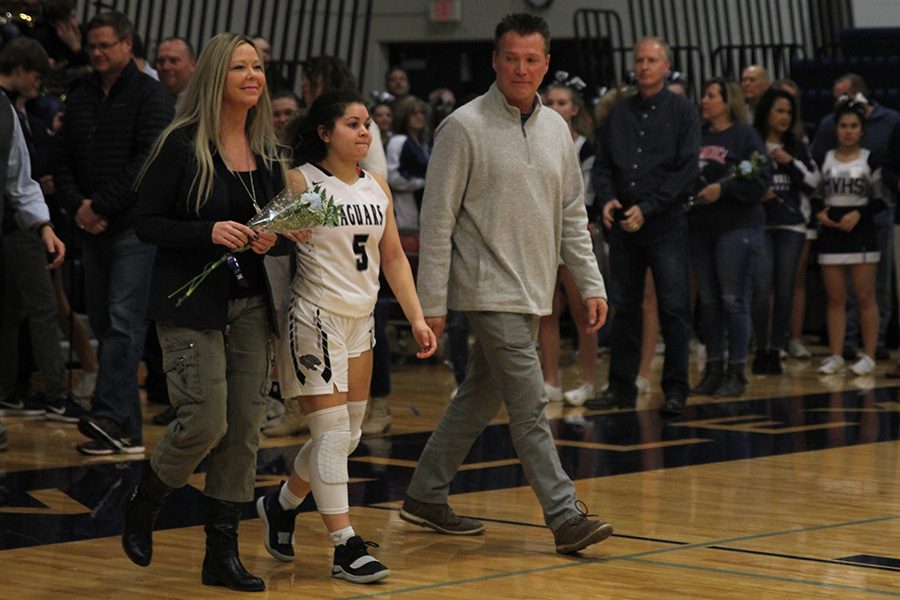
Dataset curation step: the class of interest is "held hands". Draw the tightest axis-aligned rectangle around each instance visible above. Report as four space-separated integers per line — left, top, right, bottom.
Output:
602 199 622 229
212 221 257 250
249 231 278 254
602 199 644 232
696 183 722 204
281 229 314 244
411 319 438 359
216 224 276 255
619 205 644 232
769 147 793 165
584 297 608 333
818 208 860 232
75 199 107 234
837 210 861 232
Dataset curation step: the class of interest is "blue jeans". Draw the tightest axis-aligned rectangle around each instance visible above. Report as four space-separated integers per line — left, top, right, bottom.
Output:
607 220 692 400
83 229 155 441
691 226 763 364
751 228 805 351
845 208 892 350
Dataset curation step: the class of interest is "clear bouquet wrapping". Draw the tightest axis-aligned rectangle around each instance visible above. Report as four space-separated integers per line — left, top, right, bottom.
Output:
169 185 340 306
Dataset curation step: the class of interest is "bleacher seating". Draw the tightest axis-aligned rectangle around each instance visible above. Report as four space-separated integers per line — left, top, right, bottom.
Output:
790 29 900 137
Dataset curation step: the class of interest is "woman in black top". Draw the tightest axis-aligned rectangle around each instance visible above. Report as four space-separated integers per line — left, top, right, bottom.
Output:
750 88 819 375
689 78 768 398
123 33 303 592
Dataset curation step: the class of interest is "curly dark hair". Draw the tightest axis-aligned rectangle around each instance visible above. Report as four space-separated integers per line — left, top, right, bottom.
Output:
286 89 365 166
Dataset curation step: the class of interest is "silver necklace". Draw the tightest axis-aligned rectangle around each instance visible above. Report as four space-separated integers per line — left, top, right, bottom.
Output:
234 169 261 214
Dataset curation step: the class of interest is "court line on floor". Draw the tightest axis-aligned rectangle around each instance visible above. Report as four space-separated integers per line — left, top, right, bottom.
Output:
345 510 900 599
375 507 900 574
472 515 900 574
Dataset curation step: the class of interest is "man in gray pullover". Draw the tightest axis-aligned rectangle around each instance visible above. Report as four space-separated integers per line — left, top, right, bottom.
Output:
399 13 613 555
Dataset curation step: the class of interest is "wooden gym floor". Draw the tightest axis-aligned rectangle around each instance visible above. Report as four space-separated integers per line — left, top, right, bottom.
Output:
1 346 899 599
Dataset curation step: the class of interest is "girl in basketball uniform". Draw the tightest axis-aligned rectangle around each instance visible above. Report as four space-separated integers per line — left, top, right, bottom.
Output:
256 89 437 583
817 99 884 375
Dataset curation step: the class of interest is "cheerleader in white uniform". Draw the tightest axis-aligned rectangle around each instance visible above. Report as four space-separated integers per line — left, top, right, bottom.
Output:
817 99 885 375
256 90 436 583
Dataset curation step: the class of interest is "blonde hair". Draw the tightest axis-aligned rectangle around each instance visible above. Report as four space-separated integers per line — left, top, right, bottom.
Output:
391 95 431 143
593 86 632 126
138 33 281 214
546 83 595 140
703 78 748 125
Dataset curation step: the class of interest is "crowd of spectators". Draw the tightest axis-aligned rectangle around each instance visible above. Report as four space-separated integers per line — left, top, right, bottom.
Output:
3 4 900 456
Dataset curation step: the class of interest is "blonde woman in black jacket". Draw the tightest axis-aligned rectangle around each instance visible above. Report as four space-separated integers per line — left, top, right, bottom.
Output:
125 32 305 593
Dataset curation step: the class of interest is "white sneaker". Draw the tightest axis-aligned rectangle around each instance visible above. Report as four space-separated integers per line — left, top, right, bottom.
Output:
73 371 97 399
689 338 706 362
265 395 285 425
563 383 595 407
788 338 812 359
818 355 846 375
635 375 651 395
544 382 563 402
361 396 391 437
850 354 876 376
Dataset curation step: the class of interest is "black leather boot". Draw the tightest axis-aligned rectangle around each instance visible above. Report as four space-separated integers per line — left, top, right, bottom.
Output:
201 497 265 592
690 361 724 395
122 468 175 566
715 363 747 397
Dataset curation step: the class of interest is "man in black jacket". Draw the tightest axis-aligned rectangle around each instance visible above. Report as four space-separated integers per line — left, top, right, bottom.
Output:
590 37 700 416
56 11 174 454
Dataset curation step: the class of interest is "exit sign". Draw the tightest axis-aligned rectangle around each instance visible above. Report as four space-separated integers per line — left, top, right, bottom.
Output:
431 0 461 22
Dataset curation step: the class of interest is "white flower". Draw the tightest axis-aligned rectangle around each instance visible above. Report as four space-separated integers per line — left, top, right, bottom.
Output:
738 160 753 176
299 190 323 211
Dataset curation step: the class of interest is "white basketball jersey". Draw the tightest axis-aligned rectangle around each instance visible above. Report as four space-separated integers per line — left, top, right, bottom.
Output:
290 163 389 318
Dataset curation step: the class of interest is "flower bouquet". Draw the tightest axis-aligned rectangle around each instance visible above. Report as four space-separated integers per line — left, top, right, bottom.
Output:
169 185 341 306
735 151 766 180
685 150 780 212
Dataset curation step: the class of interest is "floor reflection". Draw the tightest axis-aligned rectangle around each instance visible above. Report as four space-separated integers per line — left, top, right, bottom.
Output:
1 388 898 551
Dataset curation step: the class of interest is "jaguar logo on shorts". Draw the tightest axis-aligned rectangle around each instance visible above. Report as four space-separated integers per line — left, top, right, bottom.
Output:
299 354 321 370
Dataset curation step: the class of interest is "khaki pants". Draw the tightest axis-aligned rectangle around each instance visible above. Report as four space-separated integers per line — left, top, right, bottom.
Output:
406 311 579 531
151 295 272 502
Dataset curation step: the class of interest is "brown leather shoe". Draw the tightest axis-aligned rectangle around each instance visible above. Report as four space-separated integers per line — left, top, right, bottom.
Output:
553 501 614 554
399 497 485 535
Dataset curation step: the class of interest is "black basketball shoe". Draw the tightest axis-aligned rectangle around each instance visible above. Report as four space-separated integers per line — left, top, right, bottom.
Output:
332 536 390 584
256 485 301 562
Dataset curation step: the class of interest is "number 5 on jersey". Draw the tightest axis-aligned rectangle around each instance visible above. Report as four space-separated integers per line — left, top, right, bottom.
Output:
352 234 369 271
